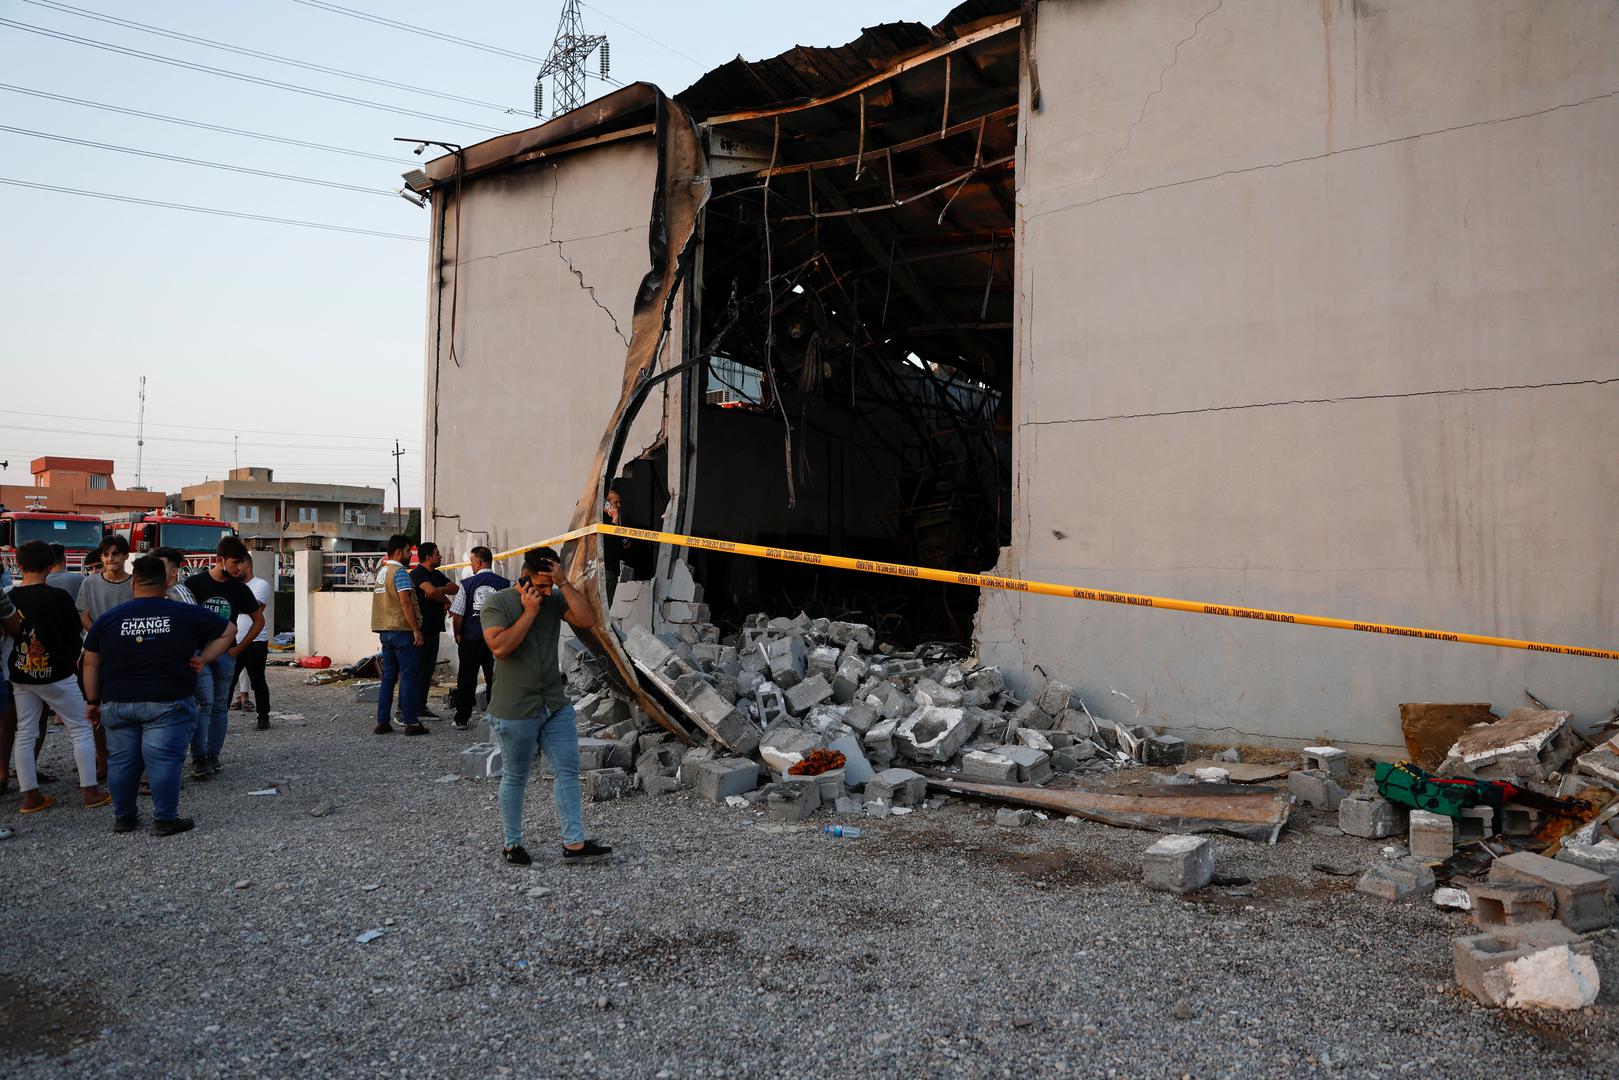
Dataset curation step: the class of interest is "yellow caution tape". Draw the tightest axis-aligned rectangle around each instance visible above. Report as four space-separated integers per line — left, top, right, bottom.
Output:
439 524 598 572
448 522 1619 661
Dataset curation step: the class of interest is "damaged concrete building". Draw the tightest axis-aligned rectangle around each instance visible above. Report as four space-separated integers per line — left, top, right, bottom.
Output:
416 0 1619 751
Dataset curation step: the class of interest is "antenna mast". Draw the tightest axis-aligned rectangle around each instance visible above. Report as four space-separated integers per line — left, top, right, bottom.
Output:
135 375 147 490
533 0 609 120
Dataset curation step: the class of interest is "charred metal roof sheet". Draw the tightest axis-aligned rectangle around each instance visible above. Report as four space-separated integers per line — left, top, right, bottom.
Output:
675 0 1021 119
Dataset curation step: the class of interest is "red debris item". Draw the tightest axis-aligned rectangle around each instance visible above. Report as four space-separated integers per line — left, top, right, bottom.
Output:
297 655 332 669
789 749 847 777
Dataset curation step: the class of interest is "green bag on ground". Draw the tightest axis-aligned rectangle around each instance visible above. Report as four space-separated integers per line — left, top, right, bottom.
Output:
1373 760 1475 818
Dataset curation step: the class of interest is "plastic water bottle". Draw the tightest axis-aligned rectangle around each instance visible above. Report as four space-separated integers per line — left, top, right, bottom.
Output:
822 824 862 838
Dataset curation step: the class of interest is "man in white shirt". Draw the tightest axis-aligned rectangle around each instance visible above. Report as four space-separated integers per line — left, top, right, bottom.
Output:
228 559 274 730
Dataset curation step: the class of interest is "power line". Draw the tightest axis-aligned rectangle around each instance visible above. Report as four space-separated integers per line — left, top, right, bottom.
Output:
0 177 426 242
288 0 546 64
0 124 398 198
19 0 527 116
0 420 403 452
0 84 413 164
579 2 705 67
0 17 509 134
0 408 422 444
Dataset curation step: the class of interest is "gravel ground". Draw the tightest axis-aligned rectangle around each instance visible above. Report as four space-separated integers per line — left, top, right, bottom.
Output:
2 667 1615 1079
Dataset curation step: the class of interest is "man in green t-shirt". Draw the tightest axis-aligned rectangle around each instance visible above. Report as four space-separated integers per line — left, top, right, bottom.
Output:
480 545 612 867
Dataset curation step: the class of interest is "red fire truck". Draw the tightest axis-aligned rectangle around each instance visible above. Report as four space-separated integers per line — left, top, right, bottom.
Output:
0 510 105 578
100 511 239 571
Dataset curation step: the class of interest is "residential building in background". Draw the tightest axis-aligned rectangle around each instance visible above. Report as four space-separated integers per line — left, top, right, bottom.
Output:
180 467 410 553
0 456 167 516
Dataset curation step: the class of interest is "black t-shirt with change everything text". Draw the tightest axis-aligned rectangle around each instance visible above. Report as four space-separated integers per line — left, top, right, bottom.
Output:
184 571 263 629
8 583 82 684
86 596 230 703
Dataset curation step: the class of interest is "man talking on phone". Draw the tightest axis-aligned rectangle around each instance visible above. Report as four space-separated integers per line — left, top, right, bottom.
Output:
479 546 611 867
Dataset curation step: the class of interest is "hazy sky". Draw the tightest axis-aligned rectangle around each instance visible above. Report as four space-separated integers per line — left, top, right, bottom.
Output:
1 0 949 507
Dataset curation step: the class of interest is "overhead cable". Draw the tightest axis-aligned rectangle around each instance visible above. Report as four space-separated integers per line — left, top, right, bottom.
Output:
0 18 508 133
0 177 426 242
0 124 397 198
19 0 526 115
0 84 412 163
288 0 545 63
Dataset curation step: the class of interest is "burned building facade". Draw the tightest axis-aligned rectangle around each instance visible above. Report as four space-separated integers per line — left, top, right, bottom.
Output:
418 0 1619 750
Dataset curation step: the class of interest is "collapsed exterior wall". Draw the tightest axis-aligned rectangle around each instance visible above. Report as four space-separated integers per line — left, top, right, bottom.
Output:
982 0 1619 749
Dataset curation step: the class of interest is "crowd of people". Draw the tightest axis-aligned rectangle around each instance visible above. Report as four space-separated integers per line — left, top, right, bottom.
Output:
1 534 268 834
4 527 610 864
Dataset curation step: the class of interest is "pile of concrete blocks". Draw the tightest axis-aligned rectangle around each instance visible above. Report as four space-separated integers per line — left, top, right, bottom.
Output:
590 605 1165 819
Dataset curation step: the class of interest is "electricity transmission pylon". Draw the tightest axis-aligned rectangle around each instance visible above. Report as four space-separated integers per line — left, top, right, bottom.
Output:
533 0 610 120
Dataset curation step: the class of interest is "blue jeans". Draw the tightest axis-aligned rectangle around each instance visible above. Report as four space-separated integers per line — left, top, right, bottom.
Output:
490 703 582 848
377 631 421 727
104 698 197 821
191 654 236 761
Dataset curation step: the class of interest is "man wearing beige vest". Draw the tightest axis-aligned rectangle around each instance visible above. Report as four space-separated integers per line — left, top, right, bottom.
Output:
370 533 427 735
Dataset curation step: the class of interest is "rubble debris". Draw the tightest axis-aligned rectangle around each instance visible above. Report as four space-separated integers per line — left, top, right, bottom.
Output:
1142 835 1214 894
1488 851 1615 932
1400 702 1497 770
584 768 635 802
1357 857 1436 902
925 777 1293 844
1433 886 1472 910
1467 882 1556 927
995 808 1034 828
1453 923 1599 1009
1175 759 1291 784
1438 708 1580 782
1574 736 1619 787
693 758 760 803
460 743 502 781
1556 839 1619 891
866 768 928 808
1288 768 1346 811
1301 746 1348 779
1339 784 1404 839
1409 809 1455 860
763 779 822 822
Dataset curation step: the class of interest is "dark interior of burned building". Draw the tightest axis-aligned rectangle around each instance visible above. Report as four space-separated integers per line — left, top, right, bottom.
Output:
663 4 1021 647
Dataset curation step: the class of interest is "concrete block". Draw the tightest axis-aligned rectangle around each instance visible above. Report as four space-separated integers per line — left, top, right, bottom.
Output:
995 744 1053 785
1012 700 1052 731
1490 851 1616 932
459 742 501 780
1035 679 1072 718
960 749 1019 783
1409 809 1455 859
1060 708 1095 739
863 716 898 758
842 701 880 735
806 645 841 680
763 779 823 822
686 684 760 756
912 678 963 708
799 767 846 803
865 767 927 807
583 768 635 802
693 758 760 802
1467 881 1556 927
784 674 834 716
1456 804 1495 841
1301 745 1349 779
1453 925 1599 1009
897 706 972 763
1556 840 1619 892
635 746 683 784
827 620 875 650
607 733 637 771
873 684 917 720
1145 734 1187 766
1338 792 1405 839
833 793 865 814
1142 835 1214 894
1289 768 1347 811
642 775 680 797
996 808 1034 828
622 624 675 670
1015 727 1055 753
1357 857 1435 901
677 746 715 787
826 733 874 786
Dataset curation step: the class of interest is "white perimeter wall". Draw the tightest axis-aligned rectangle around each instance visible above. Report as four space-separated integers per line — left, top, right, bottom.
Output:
980 0 1619 749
